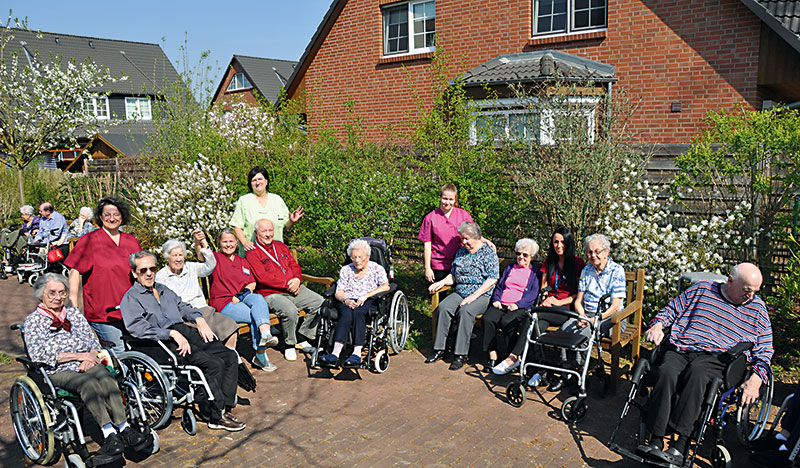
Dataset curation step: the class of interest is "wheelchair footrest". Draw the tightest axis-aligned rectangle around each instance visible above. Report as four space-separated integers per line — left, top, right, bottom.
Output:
537 330 588 349
86 452 123 467
610 444 687 468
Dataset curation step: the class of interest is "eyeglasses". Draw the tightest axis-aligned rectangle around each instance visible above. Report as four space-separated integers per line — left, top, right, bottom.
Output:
101 212 121 220
516 252 531 258
587 249 608 257
136 266 158 275
45 290 67 299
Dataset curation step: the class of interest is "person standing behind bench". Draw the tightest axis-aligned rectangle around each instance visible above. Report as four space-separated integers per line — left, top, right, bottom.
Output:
418 184 475 283
246 218 320 361
121 250 245 432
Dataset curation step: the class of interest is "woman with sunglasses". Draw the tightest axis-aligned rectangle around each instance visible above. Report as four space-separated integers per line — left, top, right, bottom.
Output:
482 238 541 374
65 197 141 354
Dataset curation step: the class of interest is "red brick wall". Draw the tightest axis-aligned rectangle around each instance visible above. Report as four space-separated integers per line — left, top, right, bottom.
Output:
301 0 762 144
213 61 261 109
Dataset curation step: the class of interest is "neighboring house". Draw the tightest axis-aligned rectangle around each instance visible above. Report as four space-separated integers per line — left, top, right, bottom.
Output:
279 0 800 146
211 55 298 109
1 28 180 171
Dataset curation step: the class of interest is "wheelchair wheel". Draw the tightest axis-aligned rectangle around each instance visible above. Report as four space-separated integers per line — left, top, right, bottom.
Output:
182 408 197 436
389 290 410 354
735 372 774 446
10 375 56 465
28 272 39 287
150 430 161 454
506 382 526 407
64 453 86 468
17 272 24 284
118 351 173 429
373 349 389 373
711 445 731 468
561 396 588 423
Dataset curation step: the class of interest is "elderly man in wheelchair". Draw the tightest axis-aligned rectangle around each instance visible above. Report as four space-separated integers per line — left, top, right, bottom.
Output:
621 262 773 467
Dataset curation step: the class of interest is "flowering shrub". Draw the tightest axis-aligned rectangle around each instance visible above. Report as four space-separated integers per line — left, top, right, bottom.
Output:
208 101 275 151
598 161 750 319
134 154 235 251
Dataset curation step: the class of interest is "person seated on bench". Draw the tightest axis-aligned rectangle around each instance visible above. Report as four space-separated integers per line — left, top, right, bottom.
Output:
482 238 540 374
640 262 773 464
33 202 68 246
319 239 389 367
155 230 239 350
24 273 146 456
426 221 499 371
121 250 245 432
545 233 626 392
750 381 800 467
246 218 320 361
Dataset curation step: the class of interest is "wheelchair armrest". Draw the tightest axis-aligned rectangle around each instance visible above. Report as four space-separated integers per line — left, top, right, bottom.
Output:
99 339 118 350
372 284 396 301
16 356 45 371
724 341 754 361
323 283 337 299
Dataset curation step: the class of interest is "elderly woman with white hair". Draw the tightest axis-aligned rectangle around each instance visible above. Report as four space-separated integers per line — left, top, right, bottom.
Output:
318 239 390 367
545 233 627 391
155 229 239 350
68 206 96 238
19 204 40 237
426 222 500 371
483 238 541 375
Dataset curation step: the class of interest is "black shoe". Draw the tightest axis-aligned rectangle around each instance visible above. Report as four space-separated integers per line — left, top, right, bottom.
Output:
749 434 783 453
449 355 467 371
98 432 125 456
486 359 496 371
425 350 446 364
547 378 565 392
119 427 146 447
750 449 791 468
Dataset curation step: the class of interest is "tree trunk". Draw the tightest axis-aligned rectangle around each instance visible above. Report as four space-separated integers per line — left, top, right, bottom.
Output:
17 167 25 205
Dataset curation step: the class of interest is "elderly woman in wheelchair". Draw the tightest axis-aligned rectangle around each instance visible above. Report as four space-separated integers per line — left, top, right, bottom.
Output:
13 273 148 466
318 239 390 368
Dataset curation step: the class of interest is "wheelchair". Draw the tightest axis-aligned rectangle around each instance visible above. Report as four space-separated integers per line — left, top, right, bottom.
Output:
1 227 28 280
505 291 612 423
9 324 160 468
15 240 70 287
309 237 411 373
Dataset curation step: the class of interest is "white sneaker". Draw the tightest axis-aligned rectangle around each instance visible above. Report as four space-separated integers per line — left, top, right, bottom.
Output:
258 334 279 348
295 341 316 353
284 348 297 361
527 372 542 387
492 358 521 375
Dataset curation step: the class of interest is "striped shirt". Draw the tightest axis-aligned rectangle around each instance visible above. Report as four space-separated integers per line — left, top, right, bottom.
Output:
578 258 627 315
651 280 773 384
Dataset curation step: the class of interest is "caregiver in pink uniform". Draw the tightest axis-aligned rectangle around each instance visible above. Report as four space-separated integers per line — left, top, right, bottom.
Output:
418 184 476 283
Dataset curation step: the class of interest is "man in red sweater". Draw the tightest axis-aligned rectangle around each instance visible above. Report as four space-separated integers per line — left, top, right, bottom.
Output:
246 219 321 361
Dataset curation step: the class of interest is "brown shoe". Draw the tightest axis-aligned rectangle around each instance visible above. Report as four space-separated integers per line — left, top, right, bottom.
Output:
208 413 246 432
223 411 242 424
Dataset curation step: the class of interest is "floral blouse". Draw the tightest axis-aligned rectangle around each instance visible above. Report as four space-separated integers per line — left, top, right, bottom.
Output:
451 243 500 297
23 306 100 375
337 261 389 299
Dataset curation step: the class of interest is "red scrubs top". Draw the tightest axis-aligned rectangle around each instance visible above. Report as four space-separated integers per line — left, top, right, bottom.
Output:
64 229 141 323
208 251 253 312
539 256 586 301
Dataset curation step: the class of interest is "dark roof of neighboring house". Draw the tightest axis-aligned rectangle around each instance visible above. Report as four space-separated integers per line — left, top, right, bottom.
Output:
741 0 800 52
1 28 180 95
93 120 155 157
222 55 298 103
457 50 616 86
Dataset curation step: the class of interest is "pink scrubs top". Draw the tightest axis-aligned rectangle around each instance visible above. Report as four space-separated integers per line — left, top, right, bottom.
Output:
417 207 473 270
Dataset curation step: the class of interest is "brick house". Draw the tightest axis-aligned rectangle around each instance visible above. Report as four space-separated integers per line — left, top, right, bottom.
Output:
279 0 800 145
211 55 298 109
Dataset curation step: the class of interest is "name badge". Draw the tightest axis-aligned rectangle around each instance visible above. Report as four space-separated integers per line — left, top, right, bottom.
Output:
242 267 251 276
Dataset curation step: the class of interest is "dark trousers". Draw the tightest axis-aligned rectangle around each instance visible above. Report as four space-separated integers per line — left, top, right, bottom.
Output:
334 299 373 347
781 381 800 449
482 306 531 357
169 323 238 421
534 307 571 335
432 269 449 282
646 349 726 437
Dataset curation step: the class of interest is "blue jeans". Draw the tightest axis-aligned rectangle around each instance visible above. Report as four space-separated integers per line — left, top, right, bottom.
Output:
89 320 126 355
220 293 271 350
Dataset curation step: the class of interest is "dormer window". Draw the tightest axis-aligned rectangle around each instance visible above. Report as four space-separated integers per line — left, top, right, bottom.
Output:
227 72 252 91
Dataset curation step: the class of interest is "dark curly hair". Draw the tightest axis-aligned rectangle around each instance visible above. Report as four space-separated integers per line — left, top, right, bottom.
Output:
93 197 131 227
247 166 270 192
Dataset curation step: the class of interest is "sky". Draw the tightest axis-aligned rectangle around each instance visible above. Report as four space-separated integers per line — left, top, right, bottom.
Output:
4 0 333 86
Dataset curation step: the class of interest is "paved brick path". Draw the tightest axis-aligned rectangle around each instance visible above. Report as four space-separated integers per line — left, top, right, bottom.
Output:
0 279 758 467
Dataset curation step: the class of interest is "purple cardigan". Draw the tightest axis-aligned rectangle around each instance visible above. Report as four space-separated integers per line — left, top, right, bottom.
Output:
490 263 540 309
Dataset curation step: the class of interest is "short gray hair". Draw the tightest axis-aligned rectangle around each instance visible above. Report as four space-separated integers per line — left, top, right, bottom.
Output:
161 239 186 259
20 205 34 216
129 250 158 269
457 222 482 239
79 206 93 218
584 233 611 252
515 238 539 258
347 239 371 258
33 273 69 301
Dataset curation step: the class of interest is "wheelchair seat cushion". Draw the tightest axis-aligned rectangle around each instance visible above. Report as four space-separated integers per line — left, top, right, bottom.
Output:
537 330 588 349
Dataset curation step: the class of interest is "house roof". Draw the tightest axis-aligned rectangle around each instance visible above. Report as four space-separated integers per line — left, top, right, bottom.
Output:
95 120 155 157
741 0 800 53
1 28 180 95
456 50 616 86
214 55 298 104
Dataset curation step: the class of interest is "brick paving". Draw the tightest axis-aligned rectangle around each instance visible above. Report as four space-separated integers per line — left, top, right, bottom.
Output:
0 278 758 467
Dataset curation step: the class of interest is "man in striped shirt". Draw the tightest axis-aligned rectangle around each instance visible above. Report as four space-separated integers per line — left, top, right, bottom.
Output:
639 263 772 464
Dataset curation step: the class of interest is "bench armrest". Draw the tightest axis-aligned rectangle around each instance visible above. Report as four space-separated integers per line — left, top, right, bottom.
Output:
430 284 452 296
609 300 641 324
302 274 335 289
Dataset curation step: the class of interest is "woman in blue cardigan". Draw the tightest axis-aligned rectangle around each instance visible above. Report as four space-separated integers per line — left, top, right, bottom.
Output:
482 238 540 374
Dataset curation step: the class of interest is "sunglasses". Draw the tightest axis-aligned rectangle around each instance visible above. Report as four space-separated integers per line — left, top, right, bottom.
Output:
516 252 531 258
136 266 158 275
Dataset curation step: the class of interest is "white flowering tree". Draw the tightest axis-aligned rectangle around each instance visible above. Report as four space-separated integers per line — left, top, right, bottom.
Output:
208 100 275 151
599 161 749 318
0 19 117 204
135 154 235 250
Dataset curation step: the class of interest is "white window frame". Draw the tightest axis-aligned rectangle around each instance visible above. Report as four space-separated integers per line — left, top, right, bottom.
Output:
125 97 152 120
226 72 252 92
469 97 597 145
85 96 110 120
382 0 436 57
531 0 607 38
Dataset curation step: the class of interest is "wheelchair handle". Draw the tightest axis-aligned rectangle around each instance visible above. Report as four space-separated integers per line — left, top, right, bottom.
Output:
631 358 650 385
10 323 21 331
597 293 612 314
527 307 600 332
534 287 552 307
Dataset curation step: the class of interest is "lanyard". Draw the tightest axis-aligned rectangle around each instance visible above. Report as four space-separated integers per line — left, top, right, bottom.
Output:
553 264 561 291
256 242 286 275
